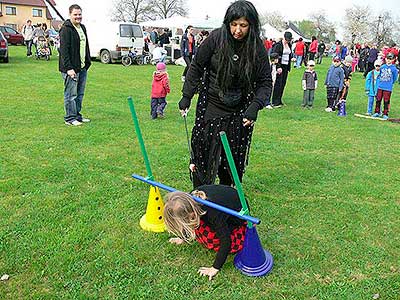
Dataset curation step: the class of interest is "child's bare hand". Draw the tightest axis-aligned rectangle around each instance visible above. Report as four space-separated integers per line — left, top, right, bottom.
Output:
198 267 219 280
169 237 184 245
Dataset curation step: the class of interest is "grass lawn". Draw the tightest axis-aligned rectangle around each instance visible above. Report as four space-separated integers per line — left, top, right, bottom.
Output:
1 45 399 299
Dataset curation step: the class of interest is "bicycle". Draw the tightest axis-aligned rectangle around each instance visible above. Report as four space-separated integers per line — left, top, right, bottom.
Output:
121 49 146 66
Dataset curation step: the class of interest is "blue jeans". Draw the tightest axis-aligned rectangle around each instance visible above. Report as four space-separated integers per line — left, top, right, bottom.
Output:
151 97 167 118
367 96 375 114
25 40 33 56
62 69 88 122
296 55 303 68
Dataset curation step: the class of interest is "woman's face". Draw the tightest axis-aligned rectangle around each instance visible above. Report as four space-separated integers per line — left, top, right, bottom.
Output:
230 17 249 40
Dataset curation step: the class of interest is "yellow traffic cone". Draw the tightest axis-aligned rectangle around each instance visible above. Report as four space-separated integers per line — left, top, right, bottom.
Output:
139 186 166 232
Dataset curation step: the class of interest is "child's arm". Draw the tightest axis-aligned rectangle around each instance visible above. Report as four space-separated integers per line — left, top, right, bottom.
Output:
164 77 171 94
302 72 307 90
315 72 318 89
197 223 231 280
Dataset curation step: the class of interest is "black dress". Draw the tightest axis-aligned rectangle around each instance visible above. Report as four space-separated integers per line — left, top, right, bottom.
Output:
182 28 272 187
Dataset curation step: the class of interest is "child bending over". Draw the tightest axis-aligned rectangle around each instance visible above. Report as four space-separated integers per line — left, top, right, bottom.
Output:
164 184 247 280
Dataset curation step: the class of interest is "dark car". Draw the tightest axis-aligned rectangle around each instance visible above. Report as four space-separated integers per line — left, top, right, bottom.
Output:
0 25 24 45
0 31 9 63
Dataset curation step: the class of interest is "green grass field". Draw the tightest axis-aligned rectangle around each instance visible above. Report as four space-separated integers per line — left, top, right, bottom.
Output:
1 46 399 299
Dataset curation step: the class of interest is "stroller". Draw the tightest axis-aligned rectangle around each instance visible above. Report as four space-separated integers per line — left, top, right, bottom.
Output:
36 36 51 60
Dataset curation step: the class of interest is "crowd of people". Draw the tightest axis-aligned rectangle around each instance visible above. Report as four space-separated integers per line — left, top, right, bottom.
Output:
21 20 58 58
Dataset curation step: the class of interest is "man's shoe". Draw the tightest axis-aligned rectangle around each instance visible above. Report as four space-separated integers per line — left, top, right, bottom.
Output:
80 118 91 123
372 113 381 118
382 115 389 120
274 104 282 108
65 120 82 126
265 105 273 109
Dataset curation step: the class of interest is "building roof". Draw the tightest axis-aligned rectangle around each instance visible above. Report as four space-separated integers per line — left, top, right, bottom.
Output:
0 0 47 7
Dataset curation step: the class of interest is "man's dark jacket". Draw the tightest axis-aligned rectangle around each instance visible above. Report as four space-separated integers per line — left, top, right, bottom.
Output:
59 19 91 73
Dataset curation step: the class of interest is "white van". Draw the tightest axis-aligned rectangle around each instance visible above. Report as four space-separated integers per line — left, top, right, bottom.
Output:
85 21 144 64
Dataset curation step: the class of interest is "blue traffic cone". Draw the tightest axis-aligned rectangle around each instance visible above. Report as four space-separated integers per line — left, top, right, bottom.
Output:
337 100 347 116
233 226 274 277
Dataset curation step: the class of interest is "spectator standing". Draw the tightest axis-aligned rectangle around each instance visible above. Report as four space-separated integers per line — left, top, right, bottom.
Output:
271 31 293 107
59 4 91 126
365 59 381 115
324 56 344 112
180 25 196 82
22 20 34 57
308 36 318 60
150 28 159 44
364 44 378 77
317 41 326 64
150 62 170 119
301 60 318 108
294 38 305 68
372 53 398 120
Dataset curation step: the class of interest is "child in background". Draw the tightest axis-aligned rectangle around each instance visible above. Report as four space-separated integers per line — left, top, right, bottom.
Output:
372 52 399 119
150 62 170 119
265 52 279 109
301 60 318 108
324 56 344 112
338 55 353 104
164 184 247 280
365 59 381 115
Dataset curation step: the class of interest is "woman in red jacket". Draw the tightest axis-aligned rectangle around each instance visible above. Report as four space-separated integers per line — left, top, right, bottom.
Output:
150 62 170 119
309 36 318 61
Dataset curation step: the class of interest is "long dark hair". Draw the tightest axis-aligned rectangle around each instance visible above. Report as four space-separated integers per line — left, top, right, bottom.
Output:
217 0 262 92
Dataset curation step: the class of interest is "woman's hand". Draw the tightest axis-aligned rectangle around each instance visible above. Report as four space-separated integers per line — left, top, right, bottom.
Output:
242 118 254 127
169 237 184 245
198 266 219 280
189 164 196 172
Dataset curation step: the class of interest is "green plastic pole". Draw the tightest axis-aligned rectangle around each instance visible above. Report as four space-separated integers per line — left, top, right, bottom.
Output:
220 131 252 228
128 97 154 181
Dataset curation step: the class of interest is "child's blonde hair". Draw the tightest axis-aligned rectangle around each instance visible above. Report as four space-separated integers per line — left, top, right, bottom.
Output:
164 191 207 243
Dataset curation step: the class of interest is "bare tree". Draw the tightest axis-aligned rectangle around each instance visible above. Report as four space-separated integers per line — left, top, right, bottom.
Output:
309 10 336 42
372 11 397 46
111 0 152 23
260 11 287 31
147 0 187 19
343 5 371 45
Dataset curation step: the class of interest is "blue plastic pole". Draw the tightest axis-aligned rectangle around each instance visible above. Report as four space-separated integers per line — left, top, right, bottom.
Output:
132 174 261 225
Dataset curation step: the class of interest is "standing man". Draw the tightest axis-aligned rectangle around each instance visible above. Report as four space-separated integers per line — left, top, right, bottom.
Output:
59 4 91 126
317 41 326 64
22 20 34 57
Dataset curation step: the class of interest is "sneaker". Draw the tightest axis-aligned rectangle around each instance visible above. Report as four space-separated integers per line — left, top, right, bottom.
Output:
372 113 381 118
382 115 389 120
80 117 91 123
181 76 185 82
325 107 332 112
157 113 164 119
365 112 372 116
65 120 82 126
265 105 273 110
274 104 283 108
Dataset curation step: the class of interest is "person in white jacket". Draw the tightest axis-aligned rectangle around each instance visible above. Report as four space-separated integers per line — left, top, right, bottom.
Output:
22 20 35 56
151 43 167 64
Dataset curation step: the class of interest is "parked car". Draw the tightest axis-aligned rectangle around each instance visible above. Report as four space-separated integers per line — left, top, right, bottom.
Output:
0 25 24 45
0 31 9 63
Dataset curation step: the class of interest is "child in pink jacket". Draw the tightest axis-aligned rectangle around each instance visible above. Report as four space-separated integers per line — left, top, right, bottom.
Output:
151 62 170 119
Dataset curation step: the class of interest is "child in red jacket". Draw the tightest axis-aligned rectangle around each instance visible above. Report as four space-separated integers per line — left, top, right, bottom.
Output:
151 62 170 119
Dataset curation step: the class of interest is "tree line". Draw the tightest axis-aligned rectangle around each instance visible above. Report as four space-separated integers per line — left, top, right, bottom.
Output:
112 1 400 45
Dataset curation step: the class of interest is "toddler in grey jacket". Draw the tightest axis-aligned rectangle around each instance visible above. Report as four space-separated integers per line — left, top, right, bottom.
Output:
302 60 318 108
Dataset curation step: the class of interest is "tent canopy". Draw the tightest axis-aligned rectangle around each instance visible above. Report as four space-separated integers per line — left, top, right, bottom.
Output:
141 16 222 31
261 24 281 39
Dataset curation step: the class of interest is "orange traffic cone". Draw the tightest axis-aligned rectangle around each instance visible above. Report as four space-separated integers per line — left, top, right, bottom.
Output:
139 186 166 232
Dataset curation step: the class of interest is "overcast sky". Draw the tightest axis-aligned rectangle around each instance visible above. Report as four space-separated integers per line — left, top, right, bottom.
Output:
56 0 399 26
